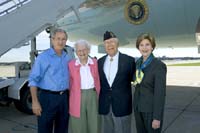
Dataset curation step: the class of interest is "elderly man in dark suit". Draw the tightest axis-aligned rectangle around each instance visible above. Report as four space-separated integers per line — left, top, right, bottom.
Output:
98 31 136 133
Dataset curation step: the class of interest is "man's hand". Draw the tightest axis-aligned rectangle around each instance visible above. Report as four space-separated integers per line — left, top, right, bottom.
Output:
30 87 42 116
32 101 42 116
152 119 160 129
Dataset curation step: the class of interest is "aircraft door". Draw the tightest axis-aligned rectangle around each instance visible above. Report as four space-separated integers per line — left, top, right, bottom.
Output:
195 17 200 53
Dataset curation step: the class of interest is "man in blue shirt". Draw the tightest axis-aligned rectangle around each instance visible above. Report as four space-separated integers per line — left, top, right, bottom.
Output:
29 28 71 133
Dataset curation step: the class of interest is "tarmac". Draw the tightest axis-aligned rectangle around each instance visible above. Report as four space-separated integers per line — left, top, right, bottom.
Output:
0 66 200 133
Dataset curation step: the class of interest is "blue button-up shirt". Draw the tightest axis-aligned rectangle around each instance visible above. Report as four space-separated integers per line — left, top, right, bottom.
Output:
28 48 71 91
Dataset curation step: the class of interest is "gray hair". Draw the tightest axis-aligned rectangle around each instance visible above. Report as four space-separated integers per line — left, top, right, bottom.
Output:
113 38 119 45
51 28 68 39
104 37 119 45
74 39 91 51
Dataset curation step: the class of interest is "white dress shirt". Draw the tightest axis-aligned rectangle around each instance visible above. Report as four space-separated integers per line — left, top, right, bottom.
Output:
103 52 119 87
75 57 95 89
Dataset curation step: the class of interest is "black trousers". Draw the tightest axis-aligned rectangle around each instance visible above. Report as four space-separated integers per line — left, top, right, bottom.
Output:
38 90 69 133
134 111 163 133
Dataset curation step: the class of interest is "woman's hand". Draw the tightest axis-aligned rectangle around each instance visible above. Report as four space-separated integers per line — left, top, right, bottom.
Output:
152 119 160 129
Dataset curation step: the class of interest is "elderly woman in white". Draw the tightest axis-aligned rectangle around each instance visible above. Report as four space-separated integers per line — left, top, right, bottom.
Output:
68 40 100 133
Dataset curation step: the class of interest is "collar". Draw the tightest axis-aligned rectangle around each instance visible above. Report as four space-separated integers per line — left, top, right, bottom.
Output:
49 47 66 57
75 57 94 66
136 53 154 70
107 51 119 61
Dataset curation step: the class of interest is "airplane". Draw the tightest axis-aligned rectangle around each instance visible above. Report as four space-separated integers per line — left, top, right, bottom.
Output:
0 3 200 133
56 0 200 53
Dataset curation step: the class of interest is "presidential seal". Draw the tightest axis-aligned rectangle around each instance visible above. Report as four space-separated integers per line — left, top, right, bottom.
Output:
124 0 149 25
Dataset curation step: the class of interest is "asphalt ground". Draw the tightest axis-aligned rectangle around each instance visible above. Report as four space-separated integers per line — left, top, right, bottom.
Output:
0 85 200 133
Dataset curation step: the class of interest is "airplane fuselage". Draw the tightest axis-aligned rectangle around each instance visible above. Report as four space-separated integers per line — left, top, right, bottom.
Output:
58 0 200 49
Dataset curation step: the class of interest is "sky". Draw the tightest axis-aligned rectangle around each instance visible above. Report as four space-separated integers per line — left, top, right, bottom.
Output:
0 31 200 63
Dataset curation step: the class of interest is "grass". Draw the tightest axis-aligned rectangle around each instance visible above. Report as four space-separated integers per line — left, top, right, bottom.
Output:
168 62 200 66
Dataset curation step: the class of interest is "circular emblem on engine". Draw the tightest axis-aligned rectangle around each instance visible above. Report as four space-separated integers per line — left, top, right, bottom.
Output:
124 0 149 25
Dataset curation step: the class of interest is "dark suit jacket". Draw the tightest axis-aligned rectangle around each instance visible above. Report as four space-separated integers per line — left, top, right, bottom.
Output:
98 52 135 117
133 58 167 120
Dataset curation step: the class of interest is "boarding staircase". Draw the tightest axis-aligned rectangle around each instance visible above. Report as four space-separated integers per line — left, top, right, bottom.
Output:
0 0 85 57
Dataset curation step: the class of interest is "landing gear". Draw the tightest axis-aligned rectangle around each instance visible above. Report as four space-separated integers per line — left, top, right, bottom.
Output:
14 87 33 114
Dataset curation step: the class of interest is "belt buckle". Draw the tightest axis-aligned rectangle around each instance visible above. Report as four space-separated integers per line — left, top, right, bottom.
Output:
59 91 64 95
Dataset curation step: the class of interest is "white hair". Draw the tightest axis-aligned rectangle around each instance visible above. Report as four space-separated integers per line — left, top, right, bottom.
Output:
74 39 91 51
113 38 119 44
104 37 119 45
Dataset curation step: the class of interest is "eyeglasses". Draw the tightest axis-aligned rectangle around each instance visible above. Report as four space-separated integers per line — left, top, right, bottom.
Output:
76 49 88 53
